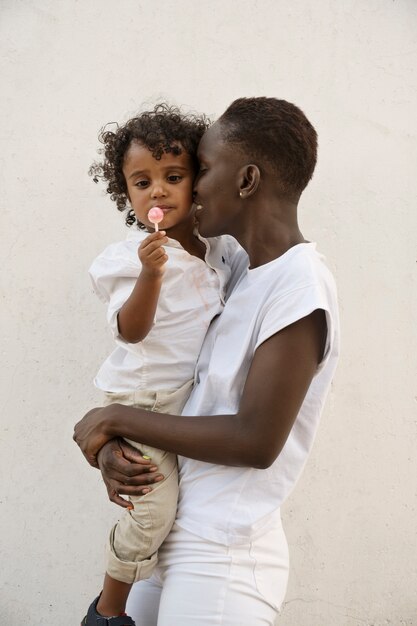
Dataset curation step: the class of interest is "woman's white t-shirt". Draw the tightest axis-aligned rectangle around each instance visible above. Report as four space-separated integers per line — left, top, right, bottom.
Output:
177 242 340 545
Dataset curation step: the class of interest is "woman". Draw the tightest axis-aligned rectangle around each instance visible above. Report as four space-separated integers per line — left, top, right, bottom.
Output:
74 96 339 625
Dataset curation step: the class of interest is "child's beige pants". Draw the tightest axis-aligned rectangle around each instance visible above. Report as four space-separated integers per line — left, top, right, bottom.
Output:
102 380 193 584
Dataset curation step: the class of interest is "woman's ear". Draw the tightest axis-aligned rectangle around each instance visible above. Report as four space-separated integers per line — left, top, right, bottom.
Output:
238 164 260 199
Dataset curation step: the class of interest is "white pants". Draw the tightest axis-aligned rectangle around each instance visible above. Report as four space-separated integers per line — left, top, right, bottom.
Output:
126 520 289 626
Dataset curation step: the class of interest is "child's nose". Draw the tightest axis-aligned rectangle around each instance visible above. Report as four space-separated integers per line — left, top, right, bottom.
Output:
150 181 167 198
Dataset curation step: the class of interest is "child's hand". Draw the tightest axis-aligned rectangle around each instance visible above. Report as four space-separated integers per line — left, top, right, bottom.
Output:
138 231 168 277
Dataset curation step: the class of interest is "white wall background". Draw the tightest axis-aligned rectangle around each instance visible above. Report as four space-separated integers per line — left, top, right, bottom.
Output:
1 1 416 624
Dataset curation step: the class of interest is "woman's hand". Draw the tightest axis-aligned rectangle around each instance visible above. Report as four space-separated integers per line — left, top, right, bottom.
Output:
73 405 117 467
97 438 164 509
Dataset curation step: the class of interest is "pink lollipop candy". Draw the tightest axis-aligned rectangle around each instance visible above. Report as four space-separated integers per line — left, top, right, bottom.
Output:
148 206 164 231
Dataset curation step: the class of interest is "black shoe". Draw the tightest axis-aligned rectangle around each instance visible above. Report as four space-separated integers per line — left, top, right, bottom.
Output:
81 595 136 625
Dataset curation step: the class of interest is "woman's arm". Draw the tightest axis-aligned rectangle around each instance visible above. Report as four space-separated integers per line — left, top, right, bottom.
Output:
117 231 168 343
74 309 326 469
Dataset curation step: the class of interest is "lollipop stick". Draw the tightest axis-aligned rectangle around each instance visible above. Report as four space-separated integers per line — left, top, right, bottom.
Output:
155 223 159 232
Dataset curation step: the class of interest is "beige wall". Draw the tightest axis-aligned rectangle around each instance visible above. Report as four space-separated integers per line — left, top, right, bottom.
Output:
1 1 416 624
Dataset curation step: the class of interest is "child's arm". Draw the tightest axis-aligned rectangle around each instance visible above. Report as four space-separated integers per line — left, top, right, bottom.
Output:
117 231 168 343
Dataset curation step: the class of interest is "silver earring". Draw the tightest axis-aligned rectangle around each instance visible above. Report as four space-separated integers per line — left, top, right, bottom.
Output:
239 191 243 198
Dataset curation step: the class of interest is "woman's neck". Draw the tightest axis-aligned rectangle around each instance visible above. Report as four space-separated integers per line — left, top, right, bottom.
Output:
245 229 306 269
233 196 306 269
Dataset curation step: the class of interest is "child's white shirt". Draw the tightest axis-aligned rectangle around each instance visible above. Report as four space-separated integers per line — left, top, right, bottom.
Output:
89 229 242 392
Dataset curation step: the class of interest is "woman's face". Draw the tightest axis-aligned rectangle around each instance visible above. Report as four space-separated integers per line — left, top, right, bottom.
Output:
194 122 242 238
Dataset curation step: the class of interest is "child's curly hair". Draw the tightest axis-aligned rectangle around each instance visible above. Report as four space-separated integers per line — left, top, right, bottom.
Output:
89 103 211 227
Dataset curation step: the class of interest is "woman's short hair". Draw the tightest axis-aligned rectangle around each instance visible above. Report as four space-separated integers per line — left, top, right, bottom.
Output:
219 97 317 198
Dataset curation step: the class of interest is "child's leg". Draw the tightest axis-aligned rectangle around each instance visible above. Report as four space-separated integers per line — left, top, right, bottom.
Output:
106 444 178 585
92 442 177 619
89 383 191 620
97 574 133 617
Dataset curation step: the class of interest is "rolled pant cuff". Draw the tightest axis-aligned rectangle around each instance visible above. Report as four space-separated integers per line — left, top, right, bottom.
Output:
106 528 159 584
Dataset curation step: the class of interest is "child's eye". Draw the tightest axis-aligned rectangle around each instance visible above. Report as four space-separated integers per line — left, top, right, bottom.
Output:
167 175 182 183
135 180 149 188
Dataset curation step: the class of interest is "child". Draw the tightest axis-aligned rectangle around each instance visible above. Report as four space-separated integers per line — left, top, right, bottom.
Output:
82 104 239 625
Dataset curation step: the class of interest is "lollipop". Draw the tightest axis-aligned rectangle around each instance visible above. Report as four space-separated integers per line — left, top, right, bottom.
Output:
148 206 164 231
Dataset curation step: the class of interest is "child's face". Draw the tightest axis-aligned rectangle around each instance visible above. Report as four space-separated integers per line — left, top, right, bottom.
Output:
123 141 195 232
